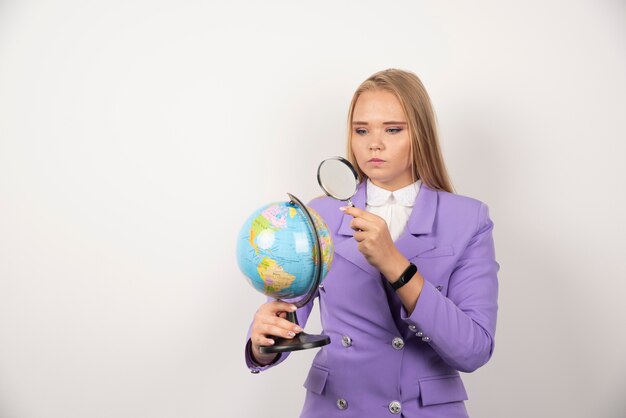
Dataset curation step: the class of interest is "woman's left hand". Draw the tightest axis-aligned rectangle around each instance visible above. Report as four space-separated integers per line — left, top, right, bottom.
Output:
340 205 408 278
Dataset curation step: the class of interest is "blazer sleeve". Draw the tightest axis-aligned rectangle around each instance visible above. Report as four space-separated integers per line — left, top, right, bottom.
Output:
400 202 500 373
244 287 319 373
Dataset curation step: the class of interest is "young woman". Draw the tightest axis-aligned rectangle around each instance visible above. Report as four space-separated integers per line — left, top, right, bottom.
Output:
245 68 499 417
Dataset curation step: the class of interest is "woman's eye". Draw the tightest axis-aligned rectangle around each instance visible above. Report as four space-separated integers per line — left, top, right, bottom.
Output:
387 128 403 134
355 128 367 135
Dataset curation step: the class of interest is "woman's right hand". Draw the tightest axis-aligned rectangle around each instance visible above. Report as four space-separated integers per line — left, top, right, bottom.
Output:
250 301 303 365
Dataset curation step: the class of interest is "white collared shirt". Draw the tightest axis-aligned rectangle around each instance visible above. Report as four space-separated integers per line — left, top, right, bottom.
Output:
365 178 421 242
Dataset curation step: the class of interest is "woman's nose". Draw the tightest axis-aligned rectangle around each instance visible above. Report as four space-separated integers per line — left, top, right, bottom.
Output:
368 129 385 150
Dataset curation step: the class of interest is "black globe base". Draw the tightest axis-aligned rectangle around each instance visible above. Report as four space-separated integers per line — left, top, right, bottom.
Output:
259 332 330 354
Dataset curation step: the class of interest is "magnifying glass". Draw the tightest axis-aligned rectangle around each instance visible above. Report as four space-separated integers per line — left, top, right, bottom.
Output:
317 156 359 207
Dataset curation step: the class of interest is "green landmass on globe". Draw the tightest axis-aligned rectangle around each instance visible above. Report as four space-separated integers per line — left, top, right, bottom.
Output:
236 201 334 300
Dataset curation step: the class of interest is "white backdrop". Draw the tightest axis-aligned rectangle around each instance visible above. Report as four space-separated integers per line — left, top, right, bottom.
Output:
1 1 625 417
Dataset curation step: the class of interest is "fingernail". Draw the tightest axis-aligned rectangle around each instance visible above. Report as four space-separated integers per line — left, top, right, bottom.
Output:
287 331 295 338
294 326 303 332
267 339 274 345
289 305 297 311
339 206 347 212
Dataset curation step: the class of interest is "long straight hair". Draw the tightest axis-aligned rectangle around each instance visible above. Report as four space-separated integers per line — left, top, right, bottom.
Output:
346 69 455 193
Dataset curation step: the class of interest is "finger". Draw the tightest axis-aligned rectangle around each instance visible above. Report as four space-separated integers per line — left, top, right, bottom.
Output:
253 315 302 334
353 230 367 242
350 217 371 232
254 335 275 347
265 301 298 314
341 205 379 222
340 205 365 217
266 315 303 332
262 323 298 339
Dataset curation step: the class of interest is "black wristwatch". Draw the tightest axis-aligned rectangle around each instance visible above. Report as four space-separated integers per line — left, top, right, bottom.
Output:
390 262 418 291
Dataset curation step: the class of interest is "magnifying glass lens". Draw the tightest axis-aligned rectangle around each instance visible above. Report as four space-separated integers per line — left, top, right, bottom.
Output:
317 157 359 205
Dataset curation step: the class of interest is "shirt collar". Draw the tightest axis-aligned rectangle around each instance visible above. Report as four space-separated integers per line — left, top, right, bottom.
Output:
366 178 421 207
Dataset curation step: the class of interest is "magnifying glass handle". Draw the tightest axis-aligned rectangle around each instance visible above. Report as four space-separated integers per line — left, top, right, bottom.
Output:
344 199 362 231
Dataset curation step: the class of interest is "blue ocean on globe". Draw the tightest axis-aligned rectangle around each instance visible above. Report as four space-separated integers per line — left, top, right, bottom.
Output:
236 201 333 300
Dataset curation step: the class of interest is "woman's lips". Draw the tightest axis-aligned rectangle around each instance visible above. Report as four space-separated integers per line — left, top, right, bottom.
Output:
368 158 385 166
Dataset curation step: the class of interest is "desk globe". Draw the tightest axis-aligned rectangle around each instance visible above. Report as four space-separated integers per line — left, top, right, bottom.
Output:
237 194 333 353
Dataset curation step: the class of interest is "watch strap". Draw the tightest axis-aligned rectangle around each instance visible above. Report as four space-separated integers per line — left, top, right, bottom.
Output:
390 262 417 291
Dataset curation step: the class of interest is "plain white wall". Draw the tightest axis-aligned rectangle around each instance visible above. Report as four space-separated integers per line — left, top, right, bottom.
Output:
1 1 625 417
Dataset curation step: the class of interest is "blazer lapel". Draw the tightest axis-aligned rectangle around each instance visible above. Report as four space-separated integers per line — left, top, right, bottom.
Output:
334 181 440 276
394 183 439 260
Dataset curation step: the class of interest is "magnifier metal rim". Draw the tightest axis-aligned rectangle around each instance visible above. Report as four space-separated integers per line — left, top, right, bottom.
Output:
316 156 359 201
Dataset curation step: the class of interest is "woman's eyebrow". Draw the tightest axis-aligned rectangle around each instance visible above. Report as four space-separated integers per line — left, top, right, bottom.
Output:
352 121 408 125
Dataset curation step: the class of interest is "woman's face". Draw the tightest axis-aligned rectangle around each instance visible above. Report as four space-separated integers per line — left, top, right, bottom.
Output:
351 89 413 191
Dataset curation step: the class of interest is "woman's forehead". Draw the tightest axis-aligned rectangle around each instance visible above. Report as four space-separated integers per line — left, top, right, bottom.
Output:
354 89 403 110
352 91 406 123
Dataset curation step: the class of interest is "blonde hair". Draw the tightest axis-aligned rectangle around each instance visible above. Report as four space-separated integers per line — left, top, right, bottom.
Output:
346 68 455 193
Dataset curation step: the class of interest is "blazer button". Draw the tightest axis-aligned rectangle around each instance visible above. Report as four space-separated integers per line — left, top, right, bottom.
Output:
436 285 443 291
389 400 402 414
341 335 352 347
408 324 416 331
392 337 404 350
337 398 348 410
422 336 431 342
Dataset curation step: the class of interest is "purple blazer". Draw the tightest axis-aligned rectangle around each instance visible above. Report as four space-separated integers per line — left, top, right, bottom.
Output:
245 181 500 417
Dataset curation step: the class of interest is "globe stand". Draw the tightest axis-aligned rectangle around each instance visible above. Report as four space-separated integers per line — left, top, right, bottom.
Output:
258 193 331 355
259 311 330 354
